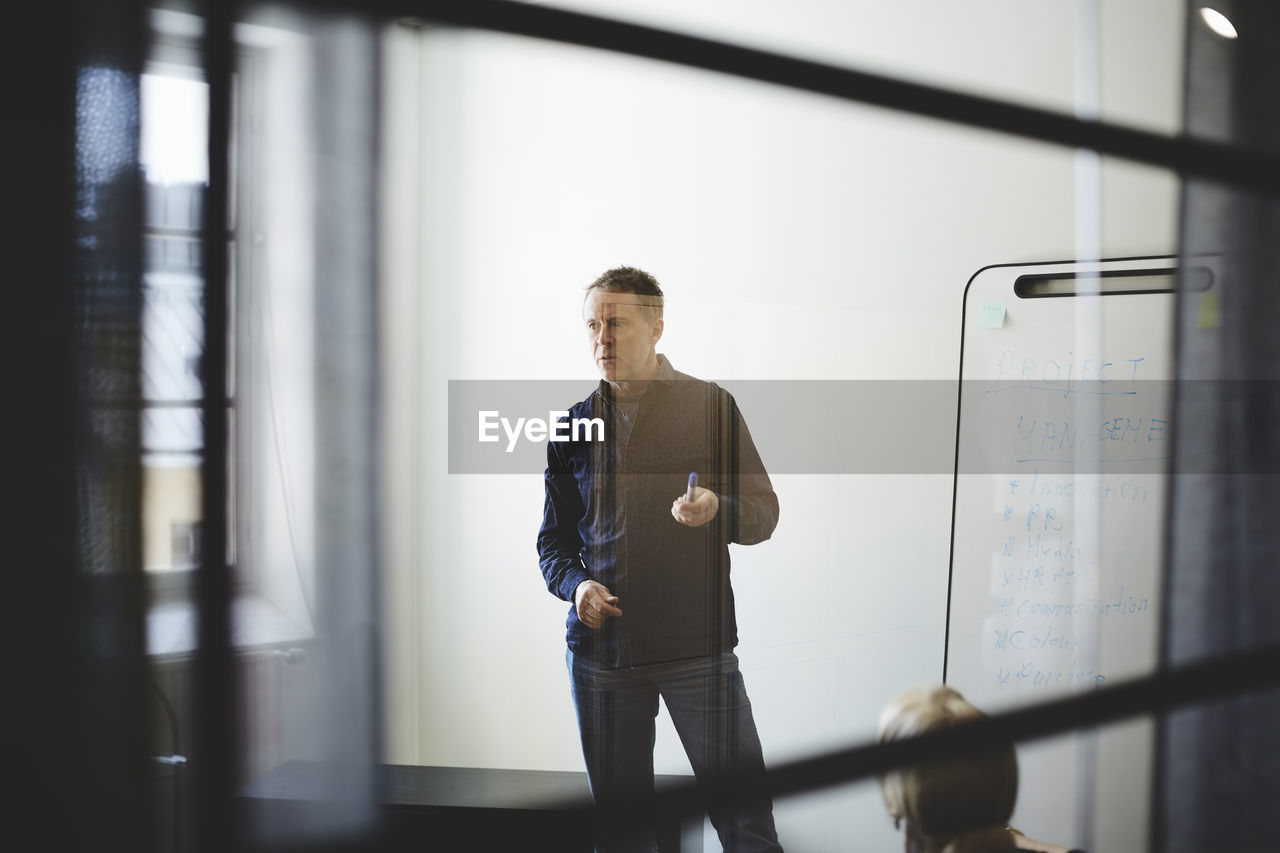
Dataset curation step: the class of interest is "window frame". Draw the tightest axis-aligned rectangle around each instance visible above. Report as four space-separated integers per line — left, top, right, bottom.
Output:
143 23 281 629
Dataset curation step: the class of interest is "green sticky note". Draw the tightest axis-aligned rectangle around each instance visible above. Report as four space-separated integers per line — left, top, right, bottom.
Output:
978 298 1006 329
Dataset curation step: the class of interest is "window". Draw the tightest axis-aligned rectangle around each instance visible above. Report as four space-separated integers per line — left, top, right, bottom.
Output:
140 59 212 580
143 11 316 656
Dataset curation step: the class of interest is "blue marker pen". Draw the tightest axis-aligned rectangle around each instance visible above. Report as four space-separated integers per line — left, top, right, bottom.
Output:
686 472 698 502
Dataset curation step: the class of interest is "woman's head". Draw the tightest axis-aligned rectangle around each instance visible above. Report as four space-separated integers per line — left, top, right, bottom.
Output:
877 684 1019 853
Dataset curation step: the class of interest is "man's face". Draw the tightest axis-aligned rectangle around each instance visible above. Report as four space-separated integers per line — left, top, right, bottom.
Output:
582 289 664 384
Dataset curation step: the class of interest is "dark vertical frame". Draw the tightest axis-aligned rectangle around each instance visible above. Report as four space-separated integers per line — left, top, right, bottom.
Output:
3 5 91 853
1154 4 1280 851
194 1 238 851
75 0 154 841
4 1 153 851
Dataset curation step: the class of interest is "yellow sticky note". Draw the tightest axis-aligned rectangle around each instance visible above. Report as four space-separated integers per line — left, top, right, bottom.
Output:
1197 292 1221 329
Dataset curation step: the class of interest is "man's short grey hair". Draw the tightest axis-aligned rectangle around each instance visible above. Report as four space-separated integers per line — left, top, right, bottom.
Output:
584 265 664 319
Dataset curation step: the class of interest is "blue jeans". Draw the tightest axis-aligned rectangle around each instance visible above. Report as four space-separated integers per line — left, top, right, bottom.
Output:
567 649 784 853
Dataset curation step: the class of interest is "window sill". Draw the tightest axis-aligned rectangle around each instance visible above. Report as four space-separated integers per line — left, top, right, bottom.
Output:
148 593 314 658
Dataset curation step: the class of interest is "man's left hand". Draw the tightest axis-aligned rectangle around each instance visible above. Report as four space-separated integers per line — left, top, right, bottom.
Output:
672 487 719 527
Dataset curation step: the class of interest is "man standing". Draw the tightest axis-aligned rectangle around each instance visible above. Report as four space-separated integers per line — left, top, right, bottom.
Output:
538 266 784 852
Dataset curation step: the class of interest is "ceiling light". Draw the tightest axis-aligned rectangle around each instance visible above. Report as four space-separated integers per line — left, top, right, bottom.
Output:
1200 7 1238 39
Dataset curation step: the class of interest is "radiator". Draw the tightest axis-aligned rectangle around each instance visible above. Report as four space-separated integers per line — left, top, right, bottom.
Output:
151 646 306 782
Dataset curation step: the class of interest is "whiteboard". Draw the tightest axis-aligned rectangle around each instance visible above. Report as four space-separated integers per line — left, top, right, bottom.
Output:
945 255 1214 853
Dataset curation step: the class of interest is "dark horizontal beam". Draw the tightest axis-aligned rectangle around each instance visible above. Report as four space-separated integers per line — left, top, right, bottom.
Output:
77 398 232 408
765 641 1280 802
562 640 1280 828
322 0 1280 194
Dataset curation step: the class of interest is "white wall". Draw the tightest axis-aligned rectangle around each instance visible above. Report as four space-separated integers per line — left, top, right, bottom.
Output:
380 2 1183 850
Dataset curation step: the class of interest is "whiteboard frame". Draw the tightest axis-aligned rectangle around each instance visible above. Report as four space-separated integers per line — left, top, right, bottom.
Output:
944 253 1197 853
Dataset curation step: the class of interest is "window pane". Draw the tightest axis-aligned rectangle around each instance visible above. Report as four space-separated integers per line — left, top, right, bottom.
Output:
142 67 208 575
142 263 203 403
141 71 208 186
142 460 202 571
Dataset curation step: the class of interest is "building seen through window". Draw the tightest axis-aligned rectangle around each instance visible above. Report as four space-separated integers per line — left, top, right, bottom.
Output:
140 68 210 574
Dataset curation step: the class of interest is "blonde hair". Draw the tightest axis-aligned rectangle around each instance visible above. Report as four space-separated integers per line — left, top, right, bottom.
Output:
877 684 1019 853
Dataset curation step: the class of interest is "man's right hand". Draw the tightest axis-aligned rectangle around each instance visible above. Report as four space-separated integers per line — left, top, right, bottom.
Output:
574 579 623 629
